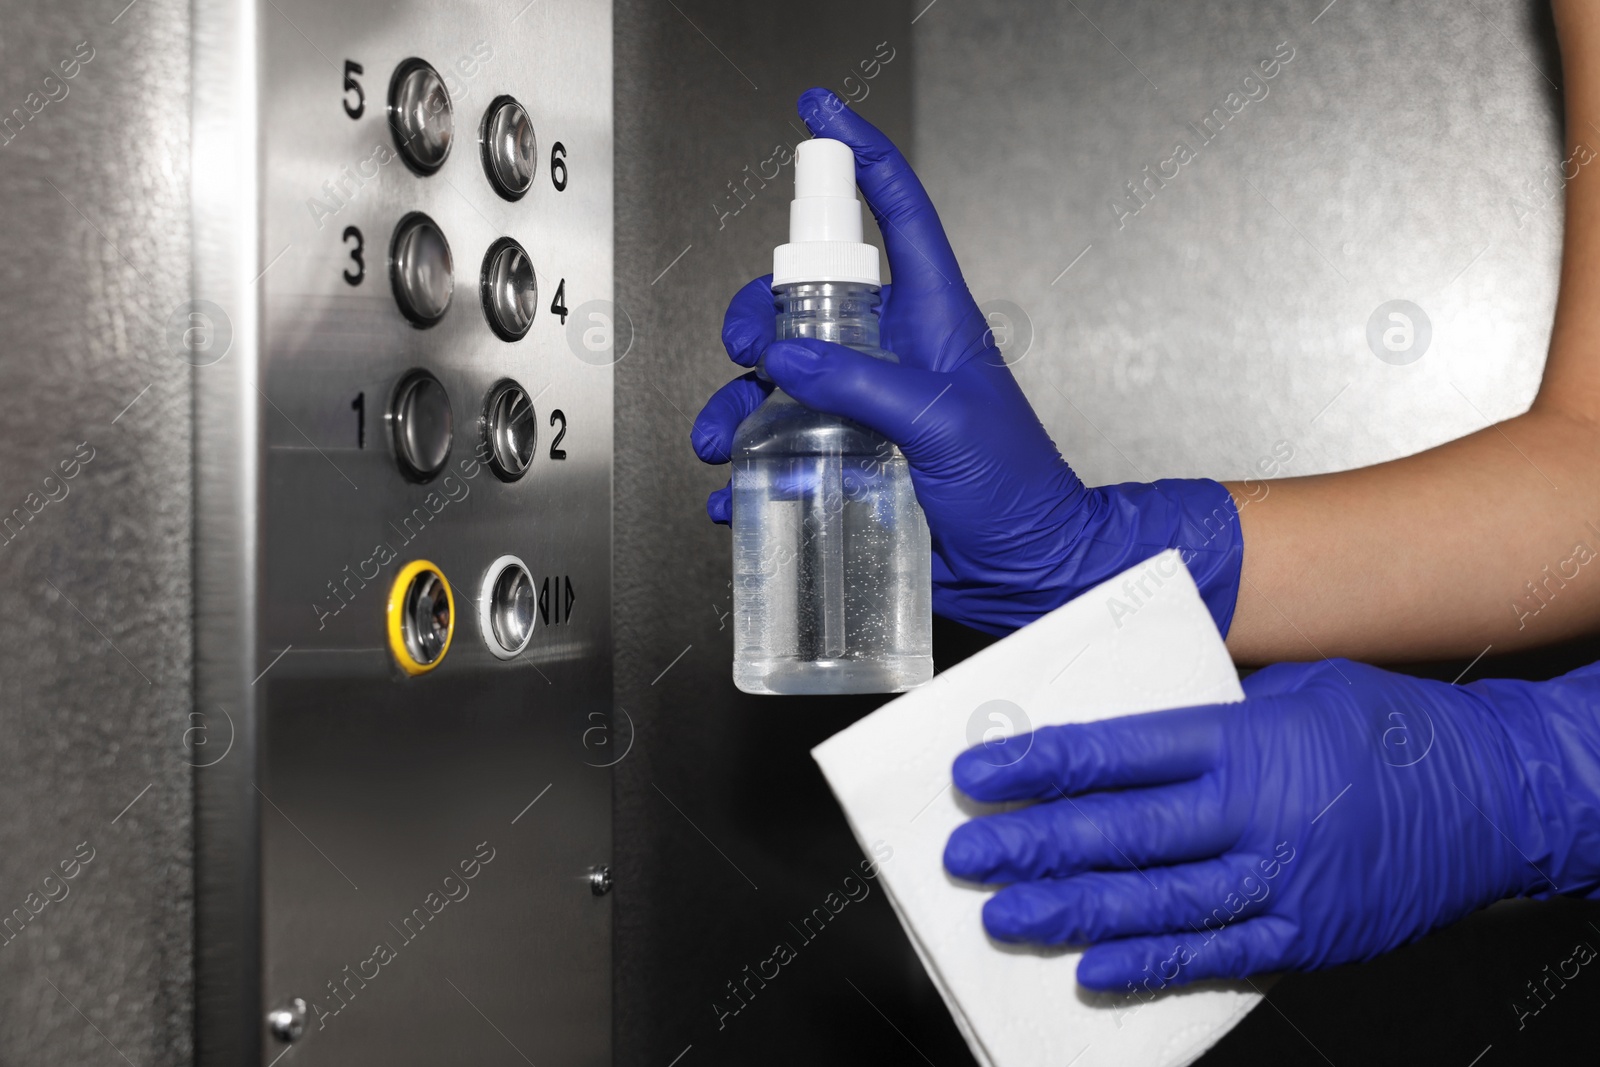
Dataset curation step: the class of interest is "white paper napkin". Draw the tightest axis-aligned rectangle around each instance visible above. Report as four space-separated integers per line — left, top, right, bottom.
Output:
812 551 1259 1067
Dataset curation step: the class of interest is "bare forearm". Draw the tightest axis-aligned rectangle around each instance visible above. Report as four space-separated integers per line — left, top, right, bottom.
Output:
1225 408 1600 664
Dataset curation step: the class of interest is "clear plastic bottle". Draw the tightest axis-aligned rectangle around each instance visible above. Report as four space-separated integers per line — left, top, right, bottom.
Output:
730 140 932 696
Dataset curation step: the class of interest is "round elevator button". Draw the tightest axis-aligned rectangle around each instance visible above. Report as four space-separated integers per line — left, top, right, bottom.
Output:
482 378 536 481
390 213 453 327
478 555 536 659
491 566 536 651
480 238 537 341
480 96 536 200
388 58 453 174
387 559 455 675
391 370 453 482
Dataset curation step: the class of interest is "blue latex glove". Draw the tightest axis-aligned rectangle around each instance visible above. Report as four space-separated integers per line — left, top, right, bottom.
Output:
943 657 1600 993
691 89 1244 636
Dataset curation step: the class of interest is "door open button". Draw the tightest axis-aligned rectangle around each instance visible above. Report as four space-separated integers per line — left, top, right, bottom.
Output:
479 555 536 659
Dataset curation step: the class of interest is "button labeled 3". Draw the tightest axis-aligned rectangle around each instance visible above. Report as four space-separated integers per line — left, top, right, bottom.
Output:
390 213 454 328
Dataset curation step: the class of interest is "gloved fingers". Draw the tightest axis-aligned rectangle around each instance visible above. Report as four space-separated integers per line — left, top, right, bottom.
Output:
952 705 1224 803
722 275 776 367
706 480 731 525
796 88 966 299
1075 915 1297 992
943 777 1231 884
979 856 1272 945
692 373 772 463
763 337 950 451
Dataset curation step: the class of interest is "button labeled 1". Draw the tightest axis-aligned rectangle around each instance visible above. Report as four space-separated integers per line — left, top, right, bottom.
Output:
390 370 453 482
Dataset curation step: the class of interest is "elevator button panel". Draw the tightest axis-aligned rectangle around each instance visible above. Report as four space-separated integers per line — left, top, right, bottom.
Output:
481 95 537 200
387 58 453 174
240 6 613 1062
480 237 537 341
390 369 453 481
389 212 454 327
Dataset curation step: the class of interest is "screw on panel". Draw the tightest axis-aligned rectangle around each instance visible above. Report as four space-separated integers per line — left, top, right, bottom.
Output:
589 865 613 896
267 997 308 1043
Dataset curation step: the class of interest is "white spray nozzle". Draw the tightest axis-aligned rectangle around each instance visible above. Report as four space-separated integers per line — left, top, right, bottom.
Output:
794 138 857 201
773 138 881 287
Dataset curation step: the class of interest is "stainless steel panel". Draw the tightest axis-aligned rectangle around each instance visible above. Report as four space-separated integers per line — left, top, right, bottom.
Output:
0 2 195 1063
194 2 263 1063
914 0 1561 486
196 0 613 1063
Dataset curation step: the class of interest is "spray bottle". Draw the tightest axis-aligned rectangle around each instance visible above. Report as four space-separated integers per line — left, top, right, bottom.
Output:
730 138 933 695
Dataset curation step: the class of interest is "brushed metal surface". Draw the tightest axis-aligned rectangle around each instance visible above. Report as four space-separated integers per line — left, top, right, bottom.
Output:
193 0 262 1062
196 0 613 1063
915 0 1562 488
0 2 196 1064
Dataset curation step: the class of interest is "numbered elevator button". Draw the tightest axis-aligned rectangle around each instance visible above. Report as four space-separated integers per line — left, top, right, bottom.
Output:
478 555 536 659
391 370 453 482
480 96 536 200
388 560 454 675
390 213 453 327
482 379 536 481
387 58 453 174
480 238 537 341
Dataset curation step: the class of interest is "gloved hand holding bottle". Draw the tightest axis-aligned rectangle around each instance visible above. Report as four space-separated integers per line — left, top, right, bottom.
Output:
943 658 1600 991
692 89 1245 637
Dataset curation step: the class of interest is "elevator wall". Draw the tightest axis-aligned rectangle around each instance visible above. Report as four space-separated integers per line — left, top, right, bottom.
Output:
0 1 195 1062
917 0 1562 489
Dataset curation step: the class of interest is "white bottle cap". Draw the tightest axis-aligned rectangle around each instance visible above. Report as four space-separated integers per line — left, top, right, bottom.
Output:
772 138 881 287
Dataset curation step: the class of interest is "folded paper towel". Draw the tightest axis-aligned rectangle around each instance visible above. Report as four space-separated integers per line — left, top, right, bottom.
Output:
812 550 1258 1067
